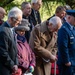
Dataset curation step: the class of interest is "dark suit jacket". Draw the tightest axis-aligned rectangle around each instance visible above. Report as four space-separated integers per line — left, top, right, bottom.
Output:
57 22 75 66
0 19 4 26
30 9 41 26
23 15 33 42
0 22 18 75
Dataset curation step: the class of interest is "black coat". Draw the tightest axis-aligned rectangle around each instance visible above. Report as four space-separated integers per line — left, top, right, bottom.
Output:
0 22 18 75
0 19 4 26
30 9 41 26
23 15 33 42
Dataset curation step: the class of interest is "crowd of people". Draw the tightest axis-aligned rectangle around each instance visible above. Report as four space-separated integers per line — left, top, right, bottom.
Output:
0 0 75 75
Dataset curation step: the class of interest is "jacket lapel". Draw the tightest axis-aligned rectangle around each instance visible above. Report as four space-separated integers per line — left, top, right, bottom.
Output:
2 22 10 28
46 32 57 49
41 31 51 42
3 22 16 45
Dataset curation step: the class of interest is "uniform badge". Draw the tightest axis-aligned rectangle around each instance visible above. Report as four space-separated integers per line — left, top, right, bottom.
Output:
70 35 74 44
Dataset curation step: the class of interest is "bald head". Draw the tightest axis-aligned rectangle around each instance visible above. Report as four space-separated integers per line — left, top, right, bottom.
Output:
0 7 6 14
48 16 62 32
49 16 62 26
0 7 6 19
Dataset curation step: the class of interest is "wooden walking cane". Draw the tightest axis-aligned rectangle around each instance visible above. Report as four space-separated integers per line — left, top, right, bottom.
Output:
54 61 56 75
54 47 57 75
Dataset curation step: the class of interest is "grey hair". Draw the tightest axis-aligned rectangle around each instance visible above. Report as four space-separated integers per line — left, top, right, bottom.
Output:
55 6 66 13
21 2 30 10
49 16 62 26
8 7 22 19
31 0 42 4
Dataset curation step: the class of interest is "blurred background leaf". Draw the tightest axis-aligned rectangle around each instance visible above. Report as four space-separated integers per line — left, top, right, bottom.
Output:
0 0 75 21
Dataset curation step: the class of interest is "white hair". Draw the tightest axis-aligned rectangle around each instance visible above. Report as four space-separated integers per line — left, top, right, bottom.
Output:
31 0 38 4
49 16 62 26
8 7 23 19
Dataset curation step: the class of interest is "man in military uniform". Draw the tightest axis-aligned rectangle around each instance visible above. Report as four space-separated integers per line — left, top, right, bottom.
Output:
57 10 75 75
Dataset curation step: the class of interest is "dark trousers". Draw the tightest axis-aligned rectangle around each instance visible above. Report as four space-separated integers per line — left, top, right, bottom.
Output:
58 65 73 75
0 63 11 75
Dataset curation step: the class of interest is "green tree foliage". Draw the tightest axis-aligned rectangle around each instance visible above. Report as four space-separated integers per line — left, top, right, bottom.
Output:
1 0 75 21
0 0 14 7
0 0 75 9
65 0 75 9
40 1 65 21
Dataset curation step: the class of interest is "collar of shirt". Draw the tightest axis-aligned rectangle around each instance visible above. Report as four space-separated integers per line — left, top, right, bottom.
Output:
6 21 11 27
6 21 14 34
10 28 14 34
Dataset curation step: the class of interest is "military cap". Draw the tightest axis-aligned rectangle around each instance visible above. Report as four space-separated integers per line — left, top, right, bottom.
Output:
66 10 75 17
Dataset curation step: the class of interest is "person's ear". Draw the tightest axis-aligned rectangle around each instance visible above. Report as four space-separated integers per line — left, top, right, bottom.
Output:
32 3 35 6
68 16 71 19
46 21 49 25
50 23 53 26
48 23 53 27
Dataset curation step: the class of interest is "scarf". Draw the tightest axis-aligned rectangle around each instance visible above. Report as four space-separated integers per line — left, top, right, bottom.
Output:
17 33 26 43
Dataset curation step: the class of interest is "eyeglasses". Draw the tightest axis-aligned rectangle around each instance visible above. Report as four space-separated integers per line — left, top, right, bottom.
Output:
13 17 22 24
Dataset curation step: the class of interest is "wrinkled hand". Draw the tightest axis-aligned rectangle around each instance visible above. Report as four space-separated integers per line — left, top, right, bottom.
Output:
53 32 57 39
50 55 57 63
12 68 22 75
12 65 18 73
65 62 71 66
28 66 34 73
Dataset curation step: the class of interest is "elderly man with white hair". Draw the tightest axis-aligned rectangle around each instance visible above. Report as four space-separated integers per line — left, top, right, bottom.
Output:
0 7 22 75
30 0 42 26
29 16 62 75
57 10 75 75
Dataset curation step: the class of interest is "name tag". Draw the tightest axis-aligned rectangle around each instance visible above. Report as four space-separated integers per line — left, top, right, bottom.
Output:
70 36 74 39
70 35 74 44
